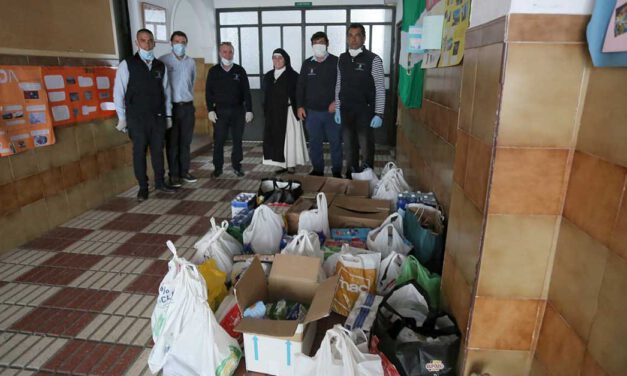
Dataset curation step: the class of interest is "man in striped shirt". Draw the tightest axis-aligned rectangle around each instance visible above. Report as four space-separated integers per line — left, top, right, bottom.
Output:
335 23 385 178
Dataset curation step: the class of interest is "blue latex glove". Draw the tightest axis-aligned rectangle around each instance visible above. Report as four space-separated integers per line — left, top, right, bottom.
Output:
370 115 383 128
334 110 341 125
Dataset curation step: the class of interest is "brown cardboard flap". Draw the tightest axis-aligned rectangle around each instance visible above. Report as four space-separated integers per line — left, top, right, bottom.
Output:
303 275 340 325
321 177 349 194
332 196 390 211
268 254 321 303
298 175 326 193
333 204 386 214
346 180 370 197
233 257 268 313
234 317 300 338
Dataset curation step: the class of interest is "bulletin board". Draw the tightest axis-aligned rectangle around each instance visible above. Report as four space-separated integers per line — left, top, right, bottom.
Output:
0 0 118 59
438 0 471 67
0 66 55 157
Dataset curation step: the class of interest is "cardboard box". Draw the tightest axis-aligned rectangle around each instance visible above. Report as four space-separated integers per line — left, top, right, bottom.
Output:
234 255 339 376
346 179 370 197
328 196 391 228
285 192 336 235
296 175 326 193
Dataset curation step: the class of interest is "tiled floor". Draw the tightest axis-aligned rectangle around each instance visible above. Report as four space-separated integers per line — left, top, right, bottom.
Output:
0 141 394 375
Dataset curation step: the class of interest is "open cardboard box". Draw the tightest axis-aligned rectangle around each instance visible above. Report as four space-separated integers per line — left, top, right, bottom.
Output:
234 255 339 376
321 177 370 198
328 196 391 228
285 192 336 234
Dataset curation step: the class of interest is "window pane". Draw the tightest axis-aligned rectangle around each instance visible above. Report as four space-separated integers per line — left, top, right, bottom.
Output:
385 76 389 90
220 11 257 25
371 25 391 74
306 9 346 23
283 26 302 73
240 27 259 74
249 76 261 89
156 24 167 41
262 10 301 24
145 23 155 35
350 9 392 23
262 27 281 73
326 25 346 57
220 27 240 65
145 8 166 23
304 25 324 59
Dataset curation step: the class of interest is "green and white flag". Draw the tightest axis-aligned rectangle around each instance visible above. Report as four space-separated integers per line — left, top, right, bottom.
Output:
399 0 427 108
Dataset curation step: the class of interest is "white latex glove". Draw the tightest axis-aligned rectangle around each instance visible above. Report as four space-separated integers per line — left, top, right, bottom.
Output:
208 111 218 123
116 119 127 133
245 112 254 123
166 117 173 129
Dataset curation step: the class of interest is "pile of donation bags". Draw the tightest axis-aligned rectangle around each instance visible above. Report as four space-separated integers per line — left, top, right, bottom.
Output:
147 162 459 376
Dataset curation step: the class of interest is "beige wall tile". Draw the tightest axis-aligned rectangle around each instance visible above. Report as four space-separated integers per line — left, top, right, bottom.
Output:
563 151 626 246
535 303 586 376
61 160 83 190
581 351 609 376
39 167 64 198
65 183 88 218
499 43 586 148
549 219 609 340
471 43 503 145
0 182 19 216
0 210 26 254
8 150 38 179
454 130 469 187
609 190 627 261
441 253 473 334
489 148 569 215
577 68 627 167
45 193 72 229
94 119 128 150
14 173 44 207
468 296 541 350
507 14 588 43
0 158 13 185
75 122 97 158
529 357 549 376
20 199 51 243
477 214 558 298
463 135 492 212
463 349 531 376
48 126 79 167
456 188 484 286
79 154 99 182
82 177 106 210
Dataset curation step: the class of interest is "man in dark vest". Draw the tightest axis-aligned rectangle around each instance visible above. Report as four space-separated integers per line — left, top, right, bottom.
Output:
334 23 386 178
114 29 176 201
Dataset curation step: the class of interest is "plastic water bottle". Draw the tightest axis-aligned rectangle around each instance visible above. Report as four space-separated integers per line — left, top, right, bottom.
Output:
397 193 407 210
409 193 418 204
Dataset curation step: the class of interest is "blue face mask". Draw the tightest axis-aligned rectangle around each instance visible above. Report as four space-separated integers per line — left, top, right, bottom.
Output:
172 43 186 57
139 48 154 61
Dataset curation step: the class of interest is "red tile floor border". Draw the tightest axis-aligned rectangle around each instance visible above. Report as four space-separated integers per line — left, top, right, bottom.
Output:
10 307 97 336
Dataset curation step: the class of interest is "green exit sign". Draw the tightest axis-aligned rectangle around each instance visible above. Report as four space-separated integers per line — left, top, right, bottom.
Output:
295 1 312 7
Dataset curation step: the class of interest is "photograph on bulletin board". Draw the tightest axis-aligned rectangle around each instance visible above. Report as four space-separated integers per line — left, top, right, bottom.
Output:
94 67 117 117
42 67 100 126
0 66 55 157
438 0 471 67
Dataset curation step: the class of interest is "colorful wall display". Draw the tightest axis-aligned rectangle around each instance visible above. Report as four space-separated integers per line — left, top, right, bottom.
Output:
0 66 55 157
0 65 117 157
438 0 471 67
587 0 627 67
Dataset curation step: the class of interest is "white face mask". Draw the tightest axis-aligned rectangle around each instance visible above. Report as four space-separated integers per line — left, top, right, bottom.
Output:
348 47 363 57
221 57 233 66
312 44 327 58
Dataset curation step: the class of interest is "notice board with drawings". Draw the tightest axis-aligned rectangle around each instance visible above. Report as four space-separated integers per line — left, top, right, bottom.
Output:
0 66 117 157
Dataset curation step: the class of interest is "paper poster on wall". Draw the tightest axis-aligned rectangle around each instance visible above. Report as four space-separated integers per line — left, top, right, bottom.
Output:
422 51 441 68
94 67 117 117
0 66 55 157
603 0 627 52
426 0 442 11
408 25 425 54
42 67 100 125
421 15 445 50
438 0 471 67
587 0 627 66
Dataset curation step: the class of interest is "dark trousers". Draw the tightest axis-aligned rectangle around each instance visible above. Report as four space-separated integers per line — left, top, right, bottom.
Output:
213 105 245 171
305 109 343 175
166 102 195 178
128 114 166 189
341 108 374 174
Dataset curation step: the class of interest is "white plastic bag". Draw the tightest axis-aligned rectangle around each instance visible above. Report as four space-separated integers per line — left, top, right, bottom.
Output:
192 217 243 280
243 205 284 254
294 324 383 376
282 229 323 259
149 241 242 376
351 168 379 196
376 251 406 296
373 162 411 206
298 192 330 238
366 213 412 258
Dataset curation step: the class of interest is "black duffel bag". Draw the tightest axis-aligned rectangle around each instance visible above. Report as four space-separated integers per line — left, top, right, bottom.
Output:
258 178 303 204
372 281 460 376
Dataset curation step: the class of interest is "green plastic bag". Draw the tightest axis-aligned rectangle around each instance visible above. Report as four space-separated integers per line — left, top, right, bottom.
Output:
395 255 441 309
226 225 243 245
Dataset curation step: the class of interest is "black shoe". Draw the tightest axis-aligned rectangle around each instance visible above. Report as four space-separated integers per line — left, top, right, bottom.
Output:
211 170 222 178
155 183 176 194
344 170 353 180
182 173 197 183
169 177 182 188
137 188 149 202
309 170 324 177
234 169 245 177
332 171 343 179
